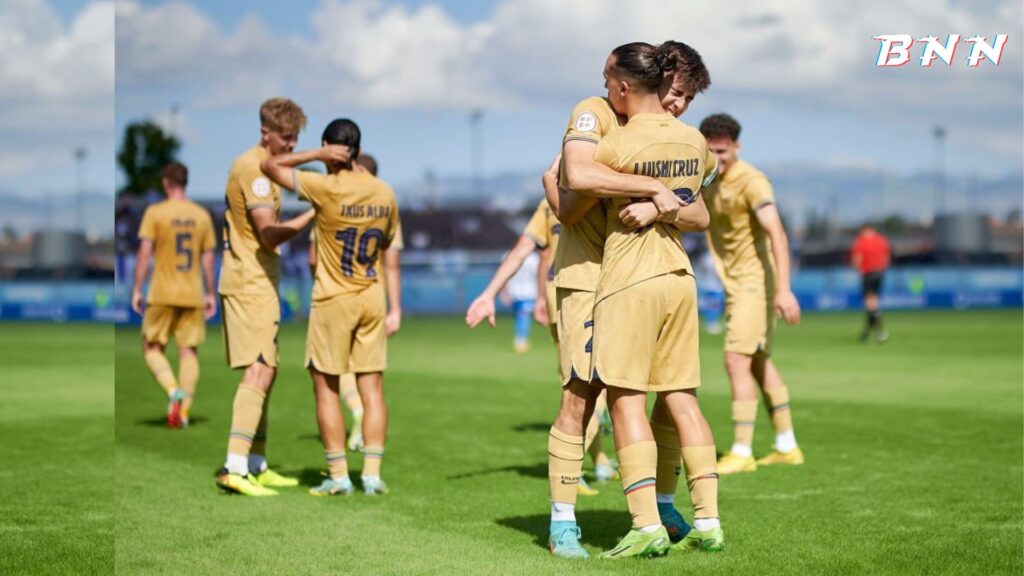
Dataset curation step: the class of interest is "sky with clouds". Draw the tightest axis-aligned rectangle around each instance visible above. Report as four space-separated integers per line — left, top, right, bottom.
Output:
3 0 1022 202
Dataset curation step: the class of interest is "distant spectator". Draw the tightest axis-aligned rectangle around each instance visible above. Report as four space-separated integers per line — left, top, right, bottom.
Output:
851 225 891 343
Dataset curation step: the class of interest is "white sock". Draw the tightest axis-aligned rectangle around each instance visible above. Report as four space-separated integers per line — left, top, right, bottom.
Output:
331 475 349 483
639 524 662 533
730 443 753 458
775 430 798 453
656 493 674 504
225 453 248 476
551 501 576 522
248 454 268 473
694 517 720 531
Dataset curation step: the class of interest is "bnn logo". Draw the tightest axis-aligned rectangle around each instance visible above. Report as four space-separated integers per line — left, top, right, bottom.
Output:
874 34 1008 67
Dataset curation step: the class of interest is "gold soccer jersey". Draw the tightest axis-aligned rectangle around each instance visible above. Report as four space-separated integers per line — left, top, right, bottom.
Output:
219 145 282 296
592 113 716 303
703 159 777 298
138 199 216 307
552 97 624 293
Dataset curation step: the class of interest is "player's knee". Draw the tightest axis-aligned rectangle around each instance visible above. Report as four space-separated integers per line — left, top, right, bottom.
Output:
724 352 751 377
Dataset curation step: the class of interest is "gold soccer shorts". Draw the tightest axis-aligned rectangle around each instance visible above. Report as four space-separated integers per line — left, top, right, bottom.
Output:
142 305 206 348
220 290 280 368
723 291 775 357
306 282 387 376
591 271 701 392
555 288 595 385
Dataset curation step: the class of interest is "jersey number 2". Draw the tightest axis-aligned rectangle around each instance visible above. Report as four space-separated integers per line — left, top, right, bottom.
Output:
335 227 385 277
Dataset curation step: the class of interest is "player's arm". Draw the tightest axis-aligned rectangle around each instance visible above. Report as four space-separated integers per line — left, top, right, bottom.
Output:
619 194 710 232
131 239 153 315
466 235 539 328
563 140 680 212
542 153 561 215
249 207 316 249
260 145 351 192
756 203 801 325
383 249 402 337
534 247 551 325
201 248 217 319
849 242 863 271
308 237 317 276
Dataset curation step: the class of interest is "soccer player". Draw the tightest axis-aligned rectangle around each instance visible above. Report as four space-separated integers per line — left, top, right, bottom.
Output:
851 225 890 342
465 193 616 496
131 161 216 429
308 153 401 452
540 41 711 558
216 98 317 496
698 113 804 475
587 42 722 557
262 119 401 496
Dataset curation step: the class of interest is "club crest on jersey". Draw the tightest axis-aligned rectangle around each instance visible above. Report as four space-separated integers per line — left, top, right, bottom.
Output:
873 34 1008 67
252 177 272 197
575 112 598 132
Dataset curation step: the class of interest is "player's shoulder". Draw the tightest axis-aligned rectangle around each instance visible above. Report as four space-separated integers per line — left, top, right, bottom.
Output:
570 96 618 125
573 95 614 113
231 146 266 174
732 160 769 184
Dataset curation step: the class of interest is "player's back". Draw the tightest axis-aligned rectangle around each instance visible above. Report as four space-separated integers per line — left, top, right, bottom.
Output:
140 199 215 307
220 146 281 296
296 170 400 302
594 113 714 300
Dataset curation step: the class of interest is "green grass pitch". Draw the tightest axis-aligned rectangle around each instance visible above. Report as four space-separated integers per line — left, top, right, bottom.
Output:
112 311 1022 575
0 324 113 575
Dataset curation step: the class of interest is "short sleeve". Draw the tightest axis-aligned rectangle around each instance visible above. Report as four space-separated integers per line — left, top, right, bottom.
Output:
200 212 216 252
701 147 719 189
742 175 775 211
593 138 621 172
386 198 402 250
239 160 277 210
138 207 155 241
390 220 404 251
563 98 616 145
522 199 550 248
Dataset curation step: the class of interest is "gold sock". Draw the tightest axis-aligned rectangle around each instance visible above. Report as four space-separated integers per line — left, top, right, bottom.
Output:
325 449 349 479
731 400 759 449
651 419 681 495
144 350 178 395
340 373 364 414
227 384 266 457
178 355 199 419
618 441 659 529
362 446 384 477
548 427 584 505
251 396 269 457
682 445 719 520
584 412 601 460
764 386 793 434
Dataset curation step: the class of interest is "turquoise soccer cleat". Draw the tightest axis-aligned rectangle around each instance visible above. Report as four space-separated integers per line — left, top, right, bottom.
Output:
548 522 589 559
308 477 354 496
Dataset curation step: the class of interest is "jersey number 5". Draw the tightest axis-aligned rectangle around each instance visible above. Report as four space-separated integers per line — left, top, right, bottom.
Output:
335 227 385 277
175 233 193 272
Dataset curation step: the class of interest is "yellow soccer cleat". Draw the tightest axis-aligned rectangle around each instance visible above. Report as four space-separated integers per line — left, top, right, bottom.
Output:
756 446 805 466
216 471 278 496
577 477 599 496
717 452 757 475
254 467 300 488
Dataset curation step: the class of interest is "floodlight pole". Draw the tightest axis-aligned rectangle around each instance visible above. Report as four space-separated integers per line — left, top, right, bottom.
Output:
74 146 87 234
469 109 484 197
933 125 946 217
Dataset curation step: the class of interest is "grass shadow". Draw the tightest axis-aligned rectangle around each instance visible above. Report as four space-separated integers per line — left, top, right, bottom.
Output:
495 510 632 551
135 416 209 428
447 462 547 481
511 422 551 433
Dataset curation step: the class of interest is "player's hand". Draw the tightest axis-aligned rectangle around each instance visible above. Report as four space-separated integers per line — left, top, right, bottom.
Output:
385 309 401 337
775 290 801 325
204 294 217 320
619 201 659 229
652 186 681 214
533 297 549 325
465 295 496 328
131 289 144 315
320 144 352 165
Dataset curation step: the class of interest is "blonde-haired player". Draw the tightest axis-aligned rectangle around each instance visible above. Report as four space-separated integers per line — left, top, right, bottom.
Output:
262 119 401 496
215 98 317 496
131 161 216 429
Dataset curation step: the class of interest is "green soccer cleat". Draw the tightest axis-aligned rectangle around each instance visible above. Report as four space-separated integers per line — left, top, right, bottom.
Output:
216 470 278 496
548 523 589 559
308 477 354 496
676 525 725 552
254 467 300 488
599 527 671 559
361 476 389 495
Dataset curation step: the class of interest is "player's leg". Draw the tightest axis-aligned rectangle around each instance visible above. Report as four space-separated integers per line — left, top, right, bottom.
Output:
216 361 278 496
753 357 804 465
308 369 353 496
649 397 690 543
513 299 533 353
141 305 186 427
549 377 601 556
718 351 758 473
339 373 364 451
659 389 723 552
585 390 615 483
355 371 388 494
177 346 198 426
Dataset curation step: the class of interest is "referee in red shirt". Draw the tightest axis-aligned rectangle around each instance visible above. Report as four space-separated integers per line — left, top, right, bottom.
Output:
850 226 891 342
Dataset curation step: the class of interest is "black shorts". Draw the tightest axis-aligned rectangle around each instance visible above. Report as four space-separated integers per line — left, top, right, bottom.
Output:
861 271 884 296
